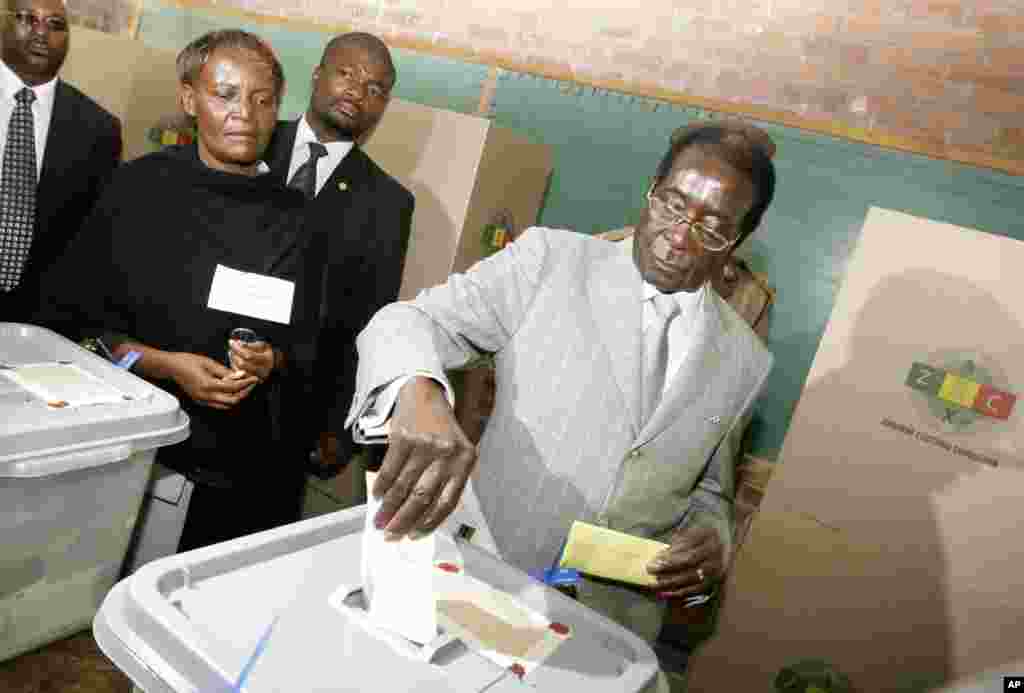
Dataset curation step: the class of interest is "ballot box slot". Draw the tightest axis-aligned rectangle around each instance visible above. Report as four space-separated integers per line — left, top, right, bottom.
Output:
331 586 466 664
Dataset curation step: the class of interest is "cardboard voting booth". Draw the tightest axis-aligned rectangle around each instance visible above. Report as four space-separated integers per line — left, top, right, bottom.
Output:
95 506 659 693
365 98 553 301
686 208 1024 692
0 324 188 662
59 26 181 163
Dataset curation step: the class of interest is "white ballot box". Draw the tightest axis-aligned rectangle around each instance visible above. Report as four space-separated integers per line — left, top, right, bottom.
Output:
94 506 659 693
686 209 1024 692
0 323 188 662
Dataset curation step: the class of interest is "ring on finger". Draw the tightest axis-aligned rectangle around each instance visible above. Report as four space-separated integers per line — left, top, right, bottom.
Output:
414 489 446 531
697 567 706 583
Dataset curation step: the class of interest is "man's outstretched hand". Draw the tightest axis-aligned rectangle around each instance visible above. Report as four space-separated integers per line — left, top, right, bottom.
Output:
371 376 478 537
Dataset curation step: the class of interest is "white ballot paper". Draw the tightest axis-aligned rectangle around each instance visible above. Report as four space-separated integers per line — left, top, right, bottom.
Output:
1 362 130 407
362 471 438 644
207 264 294 325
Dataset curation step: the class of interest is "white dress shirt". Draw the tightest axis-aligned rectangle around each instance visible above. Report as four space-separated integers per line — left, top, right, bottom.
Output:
286 115 354 197
0 60 58 180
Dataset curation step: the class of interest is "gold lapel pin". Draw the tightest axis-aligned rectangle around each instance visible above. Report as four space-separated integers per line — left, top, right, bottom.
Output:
338 181 348 191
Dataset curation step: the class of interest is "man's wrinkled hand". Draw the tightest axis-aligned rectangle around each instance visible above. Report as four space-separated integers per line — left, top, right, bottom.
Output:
645 526 725 600
372 376 477 538
171 352 257 410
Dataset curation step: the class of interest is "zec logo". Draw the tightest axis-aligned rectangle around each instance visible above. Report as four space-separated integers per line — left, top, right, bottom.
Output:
905 351 1017 434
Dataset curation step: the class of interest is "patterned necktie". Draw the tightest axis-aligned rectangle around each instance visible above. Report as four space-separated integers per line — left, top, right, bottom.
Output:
643 292 679 422
0 87 37 292
288 141 328 200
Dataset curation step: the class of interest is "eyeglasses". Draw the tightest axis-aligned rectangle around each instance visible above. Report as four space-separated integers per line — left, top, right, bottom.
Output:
645 187 737 252
2 10 69 33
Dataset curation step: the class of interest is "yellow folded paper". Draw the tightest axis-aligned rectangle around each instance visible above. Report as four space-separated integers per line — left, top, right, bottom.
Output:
558 521 669 587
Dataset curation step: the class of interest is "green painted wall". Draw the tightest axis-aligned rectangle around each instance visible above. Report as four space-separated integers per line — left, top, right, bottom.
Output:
137 2 1024 459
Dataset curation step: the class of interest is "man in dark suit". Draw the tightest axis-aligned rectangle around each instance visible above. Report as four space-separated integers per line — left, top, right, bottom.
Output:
265 32 414 477
1 0 122 321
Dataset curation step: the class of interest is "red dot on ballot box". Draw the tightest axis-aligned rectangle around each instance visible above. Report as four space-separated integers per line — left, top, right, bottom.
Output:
549 622 570 636
509 663 526 678
437 562 460 573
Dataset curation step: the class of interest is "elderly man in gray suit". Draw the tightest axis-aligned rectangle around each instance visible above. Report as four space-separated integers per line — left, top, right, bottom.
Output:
347 125 776 653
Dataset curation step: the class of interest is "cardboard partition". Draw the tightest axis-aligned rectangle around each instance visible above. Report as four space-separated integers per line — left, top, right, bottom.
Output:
687 208 1024 692
687 507 951 692
690 466 1024 693
364 98 553 300
59 26 181 163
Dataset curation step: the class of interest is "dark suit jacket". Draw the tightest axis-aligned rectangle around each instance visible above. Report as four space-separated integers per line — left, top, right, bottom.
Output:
5 79 122 321
265 119 414 459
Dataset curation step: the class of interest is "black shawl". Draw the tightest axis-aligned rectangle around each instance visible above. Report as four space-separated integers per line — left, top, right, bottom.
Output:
35 144 326 486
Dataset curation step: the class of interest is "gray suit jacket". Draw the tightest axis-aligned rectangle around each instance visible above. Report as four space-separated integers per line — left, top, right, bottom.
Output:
348 227 773 638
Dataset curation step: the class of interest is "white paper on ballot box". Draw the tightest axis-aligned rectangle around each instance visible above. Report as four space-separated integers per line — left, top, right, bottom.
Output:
361 472 439 644
1 362 132 407
356 472 571 674
237 476 573 691
228 523 458 693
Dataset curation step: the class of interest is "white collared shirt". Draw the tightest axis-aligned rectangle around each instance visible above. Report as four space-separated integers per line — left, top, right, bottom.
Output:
630 235 706 398
286 115 354 197
0 59 58 179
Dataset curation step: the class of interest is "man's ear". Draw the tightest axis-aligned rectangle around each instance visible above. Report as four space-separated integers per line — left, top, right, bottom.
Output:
179 83 197 118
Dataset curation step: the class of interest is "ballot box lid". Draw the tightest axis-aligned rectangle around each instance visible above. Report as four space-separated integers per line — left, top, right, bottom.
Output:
93 506 659 693
0 323 188 478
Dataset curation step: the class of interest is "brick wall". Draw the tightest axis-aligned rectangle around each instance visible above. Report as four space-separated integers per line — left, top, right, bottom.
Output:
69 1 1024 170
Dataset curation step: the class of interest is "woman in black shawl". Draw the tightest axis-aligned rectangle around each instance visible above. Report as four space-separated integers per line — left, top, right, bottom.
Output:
36 30 325 550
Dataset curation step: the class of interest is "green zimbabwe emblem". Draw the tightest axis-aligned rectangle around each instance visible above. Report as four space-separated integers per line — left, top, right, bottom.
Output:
905 351 1016 434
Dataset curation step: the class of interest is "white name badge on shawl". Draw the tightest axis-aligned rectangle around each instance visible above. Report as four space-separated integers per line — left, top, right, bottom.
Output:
207 264 295 325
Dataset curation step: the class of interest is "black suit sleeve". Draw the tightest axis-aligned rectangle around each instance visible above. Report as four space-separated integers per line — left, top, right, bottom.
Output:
370 186 414 322
31 171 123 341
323 183 414 448
87 114 123 208
38 114 123 336
101 115 123 173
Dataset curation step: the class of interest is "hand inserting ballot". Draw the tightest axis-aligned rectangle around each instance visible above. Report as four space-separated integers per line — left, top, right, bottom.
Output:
371 376 478 539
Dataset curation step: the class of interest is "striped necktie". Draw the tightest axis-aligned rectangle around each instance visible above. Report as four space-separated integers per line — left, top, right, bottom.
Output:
643 292 679 421
0 87 37 292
